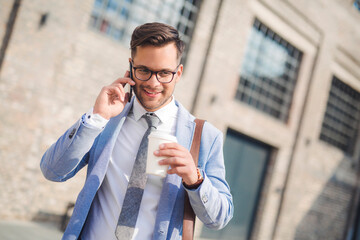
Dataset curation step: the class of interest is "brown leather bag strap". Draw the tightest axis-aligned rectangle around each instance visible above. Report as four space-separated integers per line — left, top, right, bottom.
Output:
183 119 205 240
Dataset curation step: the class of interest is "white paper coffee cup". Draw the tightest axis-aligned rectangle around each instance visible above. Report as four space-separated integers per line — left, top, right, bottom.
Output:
147 130 177 177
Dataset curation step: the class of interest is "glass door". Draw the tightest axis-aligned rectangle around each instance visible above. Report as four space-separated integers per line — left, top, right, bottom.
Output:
201 129 273 240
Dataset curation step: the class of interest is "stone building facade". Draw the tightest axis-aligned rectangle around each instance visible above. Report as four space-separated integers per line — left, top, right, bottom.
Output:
0 0 359 239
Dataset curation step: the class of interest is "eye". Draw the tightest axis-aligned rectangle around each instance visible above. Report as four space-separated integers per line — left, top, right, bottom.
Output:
158 71 172 77
137 68 151 75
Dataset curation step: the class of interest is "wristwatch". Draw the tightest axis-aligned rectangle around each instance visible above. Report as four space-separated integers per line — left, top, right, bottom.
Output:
183 168 204 189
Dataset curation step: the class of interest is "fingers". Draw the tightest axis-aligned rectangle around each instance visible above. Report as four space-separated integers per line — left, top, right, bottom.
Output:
155 143 197 182
102 84 125 102
111 82 125 101
104 74 134 102
163 158 197 185
159 156 184 166
113 71 135 86
156 144 194 170
155 148 185 158
154 143 198 183
155 143 189 162
105 71 135 102
124 70 130 78
159 142 186 151
93 71 135 119
167 165 188 175
115 78 135 87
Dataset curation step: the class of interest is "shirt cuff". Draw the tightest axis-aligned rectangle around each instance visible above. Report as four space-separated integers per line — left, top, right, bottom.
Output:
82 108 109 130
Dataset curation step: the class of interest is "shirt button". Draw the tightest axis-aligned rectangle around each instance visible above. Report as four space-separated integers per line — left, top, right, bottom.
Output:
202 194 208 204
69 128 76 139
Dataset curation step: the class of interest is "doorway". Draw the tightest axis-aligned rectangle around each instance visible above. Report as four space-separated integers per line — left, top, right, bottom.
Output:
201 129 274 239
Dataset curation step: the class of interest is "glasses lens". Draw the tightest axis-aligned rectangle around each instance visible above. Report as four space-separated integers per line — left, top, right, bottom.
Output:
157 71 174 83
134 67 176 83
135 68 151 81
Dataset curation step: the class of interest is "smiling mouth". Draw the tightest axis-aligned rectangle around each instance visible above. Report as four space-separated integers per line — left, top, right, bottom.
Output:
144 89 161 97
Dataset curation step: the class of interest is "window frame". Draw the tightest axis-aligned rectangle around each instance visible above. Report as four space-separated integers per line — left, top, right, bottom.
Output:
319 76 360 155
89 0 202 64
236 19 303 123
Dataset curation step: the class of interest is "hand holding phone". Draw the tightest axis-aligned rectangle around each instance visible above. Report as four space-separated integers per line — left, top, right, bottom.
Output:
93 70 135 120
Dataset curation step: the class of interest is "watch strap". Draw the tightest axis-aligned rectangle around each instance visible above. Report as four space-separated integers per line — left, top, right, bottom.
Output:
183 168 203 189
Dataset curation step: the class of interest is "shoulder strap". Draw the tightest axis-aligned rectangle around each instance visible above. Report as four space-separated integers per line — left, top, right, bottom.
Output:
183 119 205 240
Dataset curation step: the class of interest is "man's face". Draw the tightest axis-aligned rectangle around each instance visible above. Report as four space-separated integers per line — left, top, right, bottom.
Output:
130 43 183 112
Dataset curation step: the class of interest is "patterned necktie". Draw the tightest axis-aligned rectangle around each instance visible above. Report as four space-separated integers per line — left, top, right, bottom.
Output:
115 113 160 239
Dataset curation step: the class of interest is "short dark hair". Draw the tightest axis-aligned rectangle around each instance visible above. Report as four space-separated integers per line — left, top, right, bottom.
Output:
130 22 185 61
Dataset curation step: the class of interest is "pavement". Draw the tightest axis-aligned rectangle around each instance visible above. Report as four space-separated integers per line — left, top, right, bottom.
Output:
0 220 63 240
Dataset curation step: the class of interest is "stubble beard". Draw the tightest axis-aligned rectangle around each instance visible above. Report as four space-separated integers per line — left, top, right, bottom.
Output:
134 84 174 111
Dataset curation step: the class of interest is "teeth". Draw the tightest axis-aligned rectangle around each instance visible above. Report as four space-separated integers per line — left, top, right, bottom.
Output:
146 90 158 94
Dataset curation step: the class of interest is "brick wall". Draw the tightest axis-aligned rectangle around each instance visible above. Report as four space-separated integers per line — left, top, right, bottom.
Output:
0 0 131 221
1 0 360 239
0 0 209 224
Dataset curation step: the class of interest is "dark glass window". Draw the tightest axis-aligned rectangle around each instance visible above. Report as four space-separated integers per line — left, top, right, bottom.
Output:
319 76 360 154
355 0 360 11
236 19 303 122
89 0 201 61
201 129 273 239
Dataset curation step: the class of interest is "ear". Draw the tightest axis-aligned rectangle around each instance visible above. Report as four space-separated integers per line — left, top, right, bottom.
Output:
175 64 183 83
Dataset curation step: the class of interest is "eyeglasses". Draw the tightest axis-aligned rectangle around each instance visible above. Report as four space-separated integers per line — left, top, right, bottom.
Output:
131 61 181 83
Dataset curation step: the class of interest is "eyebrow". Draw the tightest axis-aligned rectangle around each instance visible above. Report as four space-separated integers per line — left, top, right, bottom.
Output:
134 64 175 72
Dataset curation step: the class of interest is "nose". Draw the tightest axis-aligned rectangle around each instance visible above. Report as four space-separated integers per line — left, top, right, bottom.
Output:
147 73 161 87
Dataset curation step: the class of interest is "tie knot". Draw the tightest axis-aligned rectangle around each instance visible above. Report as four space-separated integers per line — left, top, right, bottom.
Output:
143 113 160 129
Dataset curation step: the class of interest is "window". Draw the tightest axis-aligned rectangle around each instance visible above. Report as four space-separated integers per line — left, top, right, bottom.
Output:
201 129 274 239
320 76 360 154
355 0 360 11
90 0 201 61
236 19 303 122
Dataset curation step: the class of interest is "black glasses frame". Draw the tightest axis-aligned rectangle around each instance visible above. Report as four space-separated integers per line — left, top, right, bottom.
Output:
131 61 181 83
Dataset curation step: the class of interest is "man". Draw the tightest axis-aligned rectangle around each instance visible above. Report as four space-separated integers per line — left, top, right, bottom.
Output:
41 22 233 240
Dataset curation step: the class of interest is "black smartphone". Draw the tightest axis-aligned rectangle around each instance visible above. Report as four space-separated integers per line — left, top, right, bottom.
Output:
129 62 133 101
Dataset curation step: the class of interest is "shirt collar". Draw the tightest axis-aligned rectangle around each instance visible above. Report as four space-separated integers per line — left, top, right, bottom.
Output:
132 96 178 124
